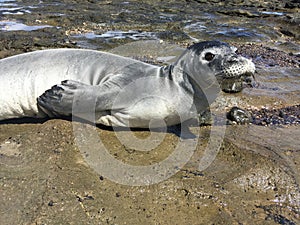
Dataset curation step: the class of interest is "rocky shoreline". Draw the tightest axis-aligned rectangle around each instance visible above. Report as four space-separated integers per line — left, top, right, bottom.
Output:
1 0 300 224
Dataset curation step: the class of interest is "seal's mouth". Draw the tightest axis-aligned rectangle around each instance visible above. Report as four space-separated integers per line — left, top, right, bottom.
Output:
217 57 256 93
218 72 255 93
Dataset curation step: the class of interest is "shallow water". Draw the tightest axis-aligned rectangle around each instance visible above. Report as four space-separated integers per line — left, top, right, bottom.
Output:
0 21 52 31
0 0 31 15
73 30 157 41
0 0 53 31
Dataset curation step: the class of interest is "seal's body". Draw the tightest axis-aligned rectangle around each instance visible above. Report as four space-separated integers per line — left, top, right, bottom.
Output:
0 41 255 127
1 49 160 121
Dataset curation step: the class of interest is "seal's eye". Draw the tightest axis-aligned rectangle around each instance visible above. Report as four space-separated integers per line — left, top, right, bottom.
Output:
204 52 215 61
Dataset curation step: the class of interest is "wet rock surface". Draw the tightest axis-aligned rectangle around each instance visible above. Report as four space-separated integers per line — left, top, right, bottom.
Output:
1 121 300 224
0 0 300 224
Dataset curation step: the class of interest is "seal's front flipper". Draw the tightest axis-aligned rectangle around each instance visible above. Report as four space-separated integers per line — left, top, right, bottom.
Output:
37 80 94 117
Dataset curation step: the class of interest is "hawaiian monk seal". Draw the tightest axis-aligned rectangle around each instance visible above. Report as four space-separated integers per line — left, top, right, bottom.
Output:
0 41 255 127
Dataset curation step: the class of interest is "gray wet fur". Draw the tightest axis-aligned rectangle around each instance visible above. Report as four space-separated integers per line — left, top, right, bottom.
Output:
0 41 255 128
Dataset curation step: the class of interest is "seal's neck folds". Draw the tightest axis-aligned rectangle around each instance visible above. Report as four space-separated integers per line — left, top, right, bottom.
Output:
171 49 221 106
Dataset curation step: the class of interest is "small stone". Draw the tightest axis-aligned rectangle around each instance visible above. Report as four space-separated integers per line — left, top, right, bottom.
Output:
48 200 54 206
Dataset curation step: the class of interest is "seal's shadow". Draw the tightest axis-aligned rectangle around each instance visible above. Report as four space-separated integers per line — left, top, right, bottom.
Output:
0 116 196 139
0 117 49 124
72 116 198 139
107 124 197 139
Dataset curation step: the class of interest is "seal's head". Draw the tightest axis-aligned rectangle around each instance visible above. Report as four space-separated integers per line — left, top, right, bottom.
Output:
179 41 255 93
